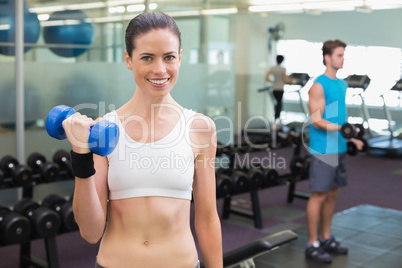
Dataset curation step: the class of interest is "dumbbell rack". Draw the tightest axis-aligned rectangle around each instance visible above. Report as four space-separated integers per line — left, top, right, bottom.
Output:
219 140 311 229
19 185 60 268
0 151 74 268
285 143 311 203
222 190 263 229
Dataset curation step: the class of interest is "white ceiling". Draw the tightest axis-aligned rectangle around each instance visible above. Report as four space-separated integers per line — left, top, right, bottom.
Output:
26 0 402 16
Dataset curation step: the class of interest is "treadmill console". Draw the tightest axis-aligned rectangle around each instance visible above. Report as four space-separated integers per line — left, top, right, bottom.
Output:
287 73 310 86
344 75 371 90
390 78 402 91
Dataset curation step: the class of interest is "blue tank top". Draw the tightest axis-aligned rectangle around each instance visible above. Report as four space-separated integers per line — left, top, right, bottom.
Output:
309 74 348 154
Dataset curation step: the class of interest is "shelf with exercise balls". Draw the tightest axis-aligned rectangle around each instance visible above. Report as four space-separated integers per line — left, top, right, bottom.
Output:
0 0 41 56
43 10 94 58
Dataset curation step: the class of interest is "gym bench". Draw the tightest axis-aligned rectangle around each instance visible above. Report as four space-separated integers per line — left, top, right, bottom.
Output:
201 230 297 268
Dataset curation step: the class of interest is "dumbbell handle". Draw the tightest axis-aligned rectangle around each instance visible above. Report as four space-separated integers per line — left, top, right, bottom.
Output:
46 105 120 156
341 123 364 139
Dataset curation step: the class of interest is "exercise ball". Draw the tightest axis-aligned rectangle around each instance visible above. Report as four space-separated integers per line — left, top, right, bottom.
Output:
43 10 94 58
0 0 41 56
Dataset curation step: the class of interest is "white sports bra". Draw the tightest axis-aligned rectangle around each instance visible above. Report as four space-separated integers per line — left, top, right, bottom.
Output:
104 109 196 201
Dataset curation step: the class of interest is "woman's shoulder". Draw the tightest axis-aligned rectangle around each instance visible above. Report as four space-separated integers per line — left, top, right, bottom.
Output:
191 112 215 128
188 112 217 155
189 112 216 141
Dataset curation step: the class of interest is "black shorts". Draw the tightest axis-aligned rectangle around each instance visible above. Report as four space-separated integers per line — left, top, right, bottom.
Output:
308 153 348 192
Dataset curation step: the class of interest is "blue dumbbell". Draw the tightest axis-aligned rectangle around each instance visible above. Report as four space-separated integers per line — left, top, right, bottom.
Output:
46 105 119 156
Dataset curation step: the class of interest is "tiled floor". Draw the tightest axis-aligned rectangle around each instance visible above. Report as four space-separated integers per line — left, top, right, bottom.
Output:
252 204 402 268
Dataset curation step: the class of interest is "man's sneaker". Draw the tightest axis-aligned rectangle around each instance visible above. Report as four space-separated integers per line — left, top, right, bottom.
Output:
320 237 348 255
305 241 332 264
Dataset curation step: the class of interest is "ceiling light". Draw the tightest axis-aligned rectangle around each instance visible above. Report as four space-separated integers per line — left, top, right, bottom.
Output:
85 14 137 23
29 5 66 13
40 19 82 26
66 2 106 10
366 0 402 5
302 1 364 10
249 4 303 12
127 4 145 12
201 8 238 15
166 10 201 17
106 0 144 7
109 6 126 13
249 0 306 4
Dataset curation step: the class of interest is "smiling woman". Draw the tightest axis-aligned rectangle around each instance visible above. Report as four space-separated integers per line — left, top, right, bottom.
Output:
125 27 182 96
60 12 223 268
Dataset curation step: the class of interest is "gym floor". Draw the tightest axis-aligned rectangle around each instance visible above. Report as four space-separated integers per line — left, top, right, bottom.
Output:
254 204 402 268
0 148 401 268
219 147 402 268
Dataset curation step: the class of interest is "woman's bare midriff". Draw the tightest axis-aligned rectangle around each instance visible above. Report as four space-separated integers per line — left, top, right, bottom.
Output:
96 196 198 268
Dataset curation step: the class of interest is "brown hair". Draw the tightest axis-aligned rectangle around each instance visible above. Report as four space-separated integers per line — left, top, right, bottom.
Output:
125 12 182 57
322 40 346 66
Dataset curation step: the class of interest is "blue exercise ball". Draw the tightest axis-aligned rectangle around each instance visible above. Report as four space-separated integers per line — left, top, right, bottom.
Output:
43 10 94 58
0 0 41 56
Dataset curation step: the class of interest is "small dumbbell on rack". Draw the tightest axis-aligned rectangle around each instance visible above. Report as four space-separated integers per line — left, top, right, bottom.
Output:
27 152 59 183
253 164 280 187
238 167 264 191
215 171 233 199
0 205 32 245
0 156 33 187
13 199 61 239
289 155 311 180
53 149 73 179
216 168 249 195
42 194 78 233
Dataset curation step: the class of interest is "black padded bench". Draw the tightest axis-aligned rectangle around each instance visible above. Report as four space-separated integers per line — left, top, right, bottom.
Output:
201 230 297 268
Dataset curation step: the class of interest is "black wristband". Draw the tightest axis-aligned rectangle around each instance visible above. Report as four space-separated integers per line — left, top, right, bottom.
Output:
70 150 95 179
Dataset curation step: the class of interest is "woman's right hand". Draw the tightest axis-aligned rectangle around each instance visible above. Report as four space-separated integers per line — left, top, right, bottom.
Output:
62 112 96 154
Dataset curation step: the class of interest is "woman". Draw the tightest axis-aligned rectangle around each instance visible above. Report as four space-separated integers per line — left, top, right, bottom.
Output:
265 55 290 122
62 12 223 268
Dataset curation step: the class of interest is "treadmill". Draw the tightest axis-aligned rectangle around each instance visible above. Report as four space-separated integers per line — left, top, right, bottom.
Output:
284 73 311 133
344 74 372 136
365 78 402 156
246 73 311 147
286 73 311 118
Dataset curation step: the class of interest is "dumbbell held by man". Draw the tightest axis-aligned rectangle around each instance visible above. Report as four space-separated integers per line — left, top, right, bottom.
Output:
46 105 120 156
340 123 367 155
340 123 364 139
347 139 368 156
